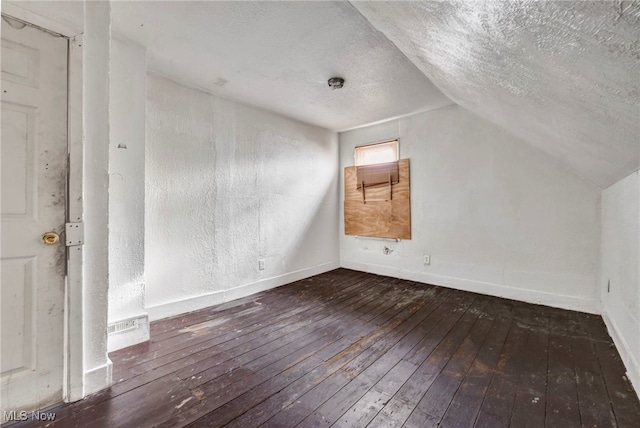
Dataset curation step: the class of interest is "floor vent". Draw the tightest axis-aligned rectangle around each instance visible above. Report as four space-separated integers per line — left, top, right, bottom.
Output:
108 318 140 335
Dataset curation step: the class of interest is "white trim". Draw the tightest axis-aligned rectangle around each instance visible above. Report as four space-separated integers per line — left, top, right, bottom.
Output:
80 0 112 399
1 3 82 37
82 360 112 397
337 102 456 133
340 260 601 314
146 261 340 321
602 307 640 398
63 33 85 404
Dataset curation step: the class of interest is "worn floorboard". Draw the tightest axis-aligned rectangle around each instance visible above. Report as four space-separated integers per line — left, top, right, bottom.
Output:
5 269 640 428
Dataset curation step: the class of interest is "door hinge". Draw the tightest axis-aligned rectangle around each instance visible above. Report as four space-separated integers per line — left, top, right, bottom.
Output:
65 222 84 246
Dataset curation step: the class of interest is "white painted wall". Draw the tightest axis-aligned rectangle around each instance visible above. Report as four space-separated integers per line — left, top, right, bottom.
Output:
107 37 148 352
145 73 339 320
340 105 601 313
81 0 112 396
601 170 640 392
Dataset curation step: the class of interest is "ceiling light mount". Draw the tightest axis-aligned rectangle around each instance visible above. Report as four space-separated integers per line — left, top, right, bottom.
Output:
328 77 345 90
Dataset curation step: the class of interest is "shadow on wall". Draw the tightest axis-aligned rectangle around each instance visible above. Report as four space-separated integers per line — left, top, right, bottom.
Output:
280 167 339 274
144 74 339 311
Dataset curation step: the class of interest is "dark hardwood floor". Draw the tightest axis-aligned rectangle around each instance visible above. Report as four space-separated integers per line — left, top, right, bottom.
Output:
6 269 640 427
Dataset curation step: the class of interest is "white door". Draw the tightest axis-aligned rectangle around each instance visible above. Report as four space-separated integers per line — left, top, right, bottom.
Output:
1 16 68 413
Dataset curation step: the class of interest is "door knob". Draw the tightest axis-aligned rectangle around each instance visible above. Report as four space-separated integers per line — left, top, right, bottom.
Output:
42 232 59 245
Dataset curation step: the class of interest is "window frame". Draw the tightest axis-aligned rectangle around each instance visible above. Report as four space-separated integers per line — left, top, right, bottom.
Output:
354 139 399 167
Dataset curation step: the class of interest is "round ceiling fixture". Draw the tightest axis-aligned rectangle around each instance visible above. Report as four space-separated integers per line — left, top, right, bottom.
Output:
328 77 345 90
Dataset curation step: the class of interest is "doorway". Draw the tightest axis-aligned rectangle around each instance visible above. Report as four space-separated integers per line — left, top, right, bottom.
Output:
1 15 68 412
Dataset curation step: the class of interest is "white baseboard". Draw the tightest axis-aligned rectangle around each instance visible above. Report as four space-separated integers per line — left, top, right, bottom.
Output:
107 314 150 352
340 260 601 314
146 261 340 321
83 359 112 397
602 306 640 398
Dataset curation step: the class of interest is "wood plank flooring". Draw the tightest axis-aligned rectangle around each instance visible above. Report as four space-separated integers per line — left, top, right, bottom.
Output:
5 269 640 427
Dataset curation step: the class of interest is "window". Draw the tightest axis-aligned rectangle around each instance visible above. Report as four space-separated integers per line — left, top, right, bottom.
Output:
354 140 398 166
345 138 410 240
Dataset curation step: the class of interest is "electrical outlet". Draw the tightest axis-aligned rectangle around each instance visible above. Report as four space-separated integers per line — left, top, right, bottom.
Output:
258 259 265 271
423 255 430 265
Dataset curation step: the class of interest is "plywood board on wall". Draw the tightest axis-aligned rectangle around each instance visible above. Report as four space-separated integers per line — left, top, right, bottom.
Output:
344 158 411 239
344 200 411 239
345 159 410 201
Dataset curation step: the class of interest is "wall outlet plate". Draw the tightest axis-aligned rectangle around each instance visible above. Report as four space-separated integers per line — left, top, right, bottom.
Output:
423 255 430 265
258 259 265 271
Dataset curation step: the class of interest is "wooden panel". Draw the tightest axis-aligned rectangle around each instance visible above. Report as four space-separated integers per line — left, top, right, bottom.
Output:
345 158 410 202
344 158 410 239
356 161 399 189
345 200 411 239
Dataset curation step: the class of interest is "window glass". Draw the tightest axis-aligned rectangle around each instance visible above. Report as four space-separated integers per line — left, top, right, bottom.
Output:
355 140 398 166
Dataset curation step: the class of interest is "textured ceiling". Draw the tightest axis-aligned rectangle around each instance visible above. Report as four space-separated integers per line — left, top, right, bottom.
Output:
109 0 451 131
3 1 452 131
352 0 640 188
4 1 638 187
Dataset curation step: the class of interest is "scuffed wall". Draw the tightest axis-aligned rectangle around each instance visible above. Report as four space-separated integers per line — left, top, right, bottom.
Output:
145 73 339 320
340 105 601 313
107 37 148 351
352 1 640 188
602 171 640 392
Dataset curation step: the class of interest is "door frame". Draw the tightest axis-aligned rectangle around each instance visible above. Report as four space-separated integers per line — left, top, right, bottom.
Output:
2 4 86 403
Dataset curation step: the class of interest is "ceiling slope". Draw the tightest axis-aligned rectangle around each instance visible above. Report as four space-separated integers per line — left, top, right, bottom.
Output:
110 0 452 132
352 0 640 188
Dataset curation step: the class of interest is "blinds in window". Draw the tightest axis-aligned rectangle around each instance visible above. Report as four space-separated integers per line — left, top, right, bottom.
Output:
354 140 398 166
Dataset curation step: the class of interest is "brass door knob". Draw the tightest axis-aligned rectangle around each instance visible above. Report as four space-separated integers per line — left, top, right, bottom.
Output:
42 232 59 245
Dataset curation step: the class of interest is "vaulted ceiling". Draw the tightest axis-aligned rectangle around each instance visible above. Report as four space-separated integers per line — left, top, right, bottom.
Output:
352 1 640 188
4 1 638 187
